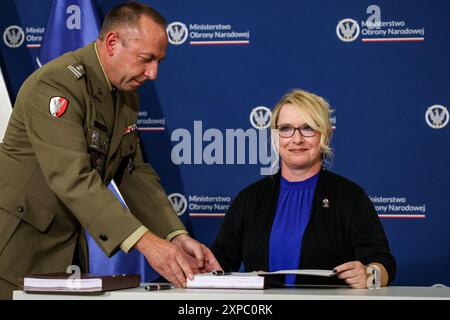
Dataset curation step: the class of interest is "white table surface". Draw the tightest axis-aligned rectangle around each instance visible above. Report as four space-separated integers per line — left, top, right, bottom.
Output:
13 285 450 300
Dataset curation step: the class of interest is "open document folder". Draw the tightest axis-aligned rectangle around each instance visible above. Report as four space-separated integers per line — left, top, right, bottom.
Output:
187 269 336 289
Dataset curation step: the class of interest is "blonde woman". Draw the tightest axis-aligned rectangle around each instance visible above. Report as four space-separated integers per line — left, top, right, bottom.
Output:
212 89 395 288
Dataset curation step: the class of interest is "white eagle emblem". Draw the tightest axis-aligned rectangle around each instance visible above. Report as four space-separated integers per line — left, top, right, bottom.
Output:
425 105 449 129
49 97 69 118
336 19 360 42
3 25 25 48
166 22 188 45
168 193 187 216
250 106 272 129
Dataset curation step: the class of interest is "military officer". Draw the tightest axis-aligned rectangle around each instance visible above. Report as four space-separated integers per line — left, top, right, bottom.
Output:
0 2 220 299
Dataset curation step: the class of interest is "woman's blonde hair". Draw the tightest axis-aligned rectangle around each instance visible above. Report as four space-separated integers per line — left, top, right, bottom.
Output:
271 88 334 163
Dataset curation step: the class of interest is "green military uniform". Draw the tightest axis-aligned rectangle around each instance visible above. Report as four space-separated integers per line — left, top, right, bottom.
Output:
0 43 186 299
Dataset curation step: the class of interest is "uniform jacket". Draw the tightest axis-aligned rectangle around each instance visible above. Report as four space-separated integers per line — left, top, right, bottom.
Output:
211 169 396 285
0 43 185 295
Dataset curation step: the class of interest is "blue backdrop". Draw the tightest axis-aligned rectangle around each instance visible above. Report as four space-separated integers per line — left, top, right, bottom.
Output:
1 0 449 286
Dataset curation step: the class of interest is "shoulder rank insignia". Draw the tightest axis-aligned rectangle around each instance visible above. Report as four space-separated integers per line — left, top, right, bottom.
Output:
124 123 138 135
49 96 69 118
67 63 85 79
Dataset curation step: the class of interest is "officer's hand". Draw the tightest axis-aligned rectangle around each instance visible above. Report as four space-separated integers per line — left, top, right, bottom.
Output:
171 233 222 273
135 231 193 288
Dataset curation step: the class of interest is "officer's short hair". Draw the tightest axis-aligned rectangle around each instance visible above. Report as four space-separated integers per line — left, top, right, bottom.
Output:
99 1 166 43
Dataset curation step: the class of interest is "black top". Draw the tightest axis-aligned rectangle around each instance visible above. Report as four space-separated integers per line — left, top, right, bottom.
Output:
211 169 396 285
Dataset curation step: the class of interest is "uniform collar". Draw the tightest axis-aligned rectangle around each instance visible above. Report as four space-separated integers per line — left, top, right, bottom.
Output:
94 41 113 92
76 42 114 100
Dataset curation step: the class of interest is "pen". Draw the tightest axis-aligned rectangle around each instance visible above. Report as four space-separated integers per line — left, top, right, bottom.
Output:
212 270 232 276
144 283 172 291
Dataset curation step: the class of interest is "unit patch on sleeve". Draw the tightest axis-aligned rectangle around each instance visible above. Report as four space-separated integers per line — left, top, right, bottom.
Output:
49 96 69 118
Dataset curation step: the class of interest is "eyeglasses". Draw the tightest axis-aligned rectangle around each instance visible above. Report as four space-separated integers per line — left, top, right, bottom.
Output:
277 124 316 138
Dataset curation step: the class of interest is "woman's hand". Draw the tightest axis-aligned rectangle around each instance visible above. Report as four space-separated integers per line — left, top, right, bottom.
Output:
333 261 371 289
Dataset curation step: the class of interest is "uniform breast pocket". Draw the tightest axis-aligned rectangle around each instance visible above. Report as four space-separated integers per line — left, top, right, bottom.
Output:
121 131 137 158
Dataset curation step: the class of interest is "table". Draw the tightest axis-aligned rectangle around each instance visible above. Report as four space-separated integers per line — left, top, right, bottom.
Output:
13 285 450 300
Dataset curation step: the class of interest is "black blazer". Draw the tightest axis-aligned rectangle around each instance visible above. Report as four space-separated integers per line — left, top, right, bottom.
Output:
211 169 396 285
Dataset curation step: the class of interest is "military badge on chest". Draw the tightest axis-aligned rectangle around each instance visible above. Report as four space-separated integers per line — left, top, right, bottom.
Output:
91 130 109 152
88 128 110 176
49 96 69 118
124 123 137 135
